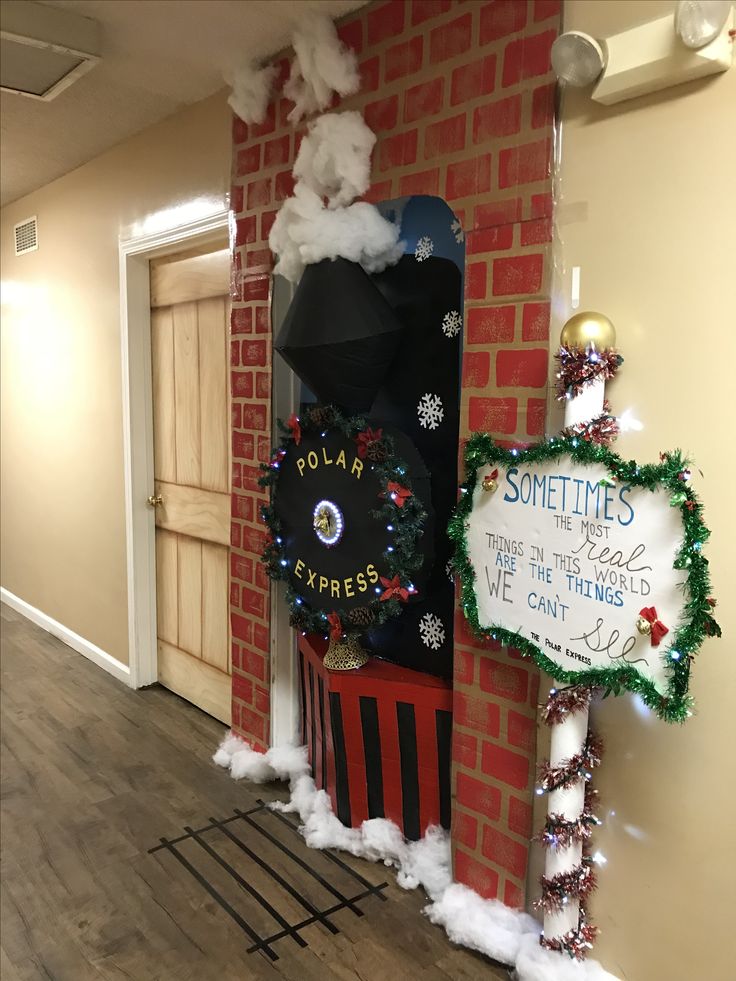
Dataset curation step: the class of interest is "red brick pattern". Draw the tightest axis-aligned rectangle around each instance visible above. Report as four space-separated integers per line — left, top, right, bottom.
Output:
229 0 558 897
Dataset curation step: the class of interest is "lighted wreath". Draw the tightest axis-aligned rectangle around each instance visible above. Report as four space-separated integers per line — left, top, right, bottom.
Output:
449 433 721 722
259 405 428 639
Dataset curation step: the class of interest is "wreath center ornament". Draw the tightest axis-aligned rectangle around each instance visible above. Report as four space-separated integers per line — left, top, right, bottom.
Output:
312 499 344 547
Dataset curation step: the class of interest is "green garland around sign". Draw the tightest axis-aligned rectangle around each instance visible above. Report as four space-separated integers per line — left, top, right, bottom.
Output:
448 432 721 723
258 405 427 638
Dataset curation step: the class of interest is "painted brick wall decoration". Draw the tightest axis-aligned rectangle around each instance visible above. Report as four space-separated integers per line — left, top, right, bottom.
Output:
229 0 560 908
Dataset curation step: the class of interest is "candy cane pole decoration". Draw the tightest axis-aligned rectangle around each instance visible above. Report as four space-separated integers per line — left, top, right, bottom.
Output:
538 313 617 957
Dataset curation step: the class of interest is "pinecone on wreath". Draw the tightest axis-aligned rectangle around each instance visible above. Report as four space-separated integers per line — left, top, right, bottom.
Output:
347 606 375 627
365 440 388 462
308 405 335 427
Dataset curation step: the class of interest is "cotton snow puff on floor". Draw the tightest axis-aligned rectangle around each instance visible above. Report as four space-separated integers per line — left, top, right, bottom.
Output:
214 734 620 981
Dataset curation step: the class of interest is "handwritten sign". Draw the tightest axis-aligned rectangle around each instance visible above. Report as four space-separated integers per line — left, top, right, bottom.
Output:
451 438 718 719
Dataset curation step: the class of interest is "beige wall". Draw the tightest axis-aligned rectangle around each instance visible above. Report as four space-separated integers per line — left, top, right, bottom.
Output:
546 3 735 978
1 91 231 665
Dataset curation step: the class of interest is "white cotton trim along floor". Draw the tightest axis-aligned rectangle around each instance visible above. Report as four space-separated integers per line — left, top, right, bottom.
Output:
213 735 620 981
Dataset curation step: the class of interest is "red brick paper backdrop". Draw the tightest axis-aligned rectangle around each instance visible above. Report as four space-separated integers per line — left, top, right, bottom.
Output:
229 0 559 906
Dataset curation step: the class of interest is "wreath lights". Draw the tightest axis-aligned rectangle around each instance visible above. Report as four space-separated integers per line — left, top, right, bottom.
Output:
448 433 721 723
259 404 427 638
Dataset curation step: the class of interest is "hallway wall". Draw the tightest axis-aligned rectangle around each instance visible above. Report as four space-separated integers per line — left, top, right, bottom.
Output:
541 2 736 977
1 91 231 666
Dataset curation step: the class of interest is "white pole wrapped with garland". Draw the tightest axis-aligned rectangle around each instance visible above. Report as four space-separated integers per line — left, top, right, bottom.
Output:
449 307 719 962
538 313 616 954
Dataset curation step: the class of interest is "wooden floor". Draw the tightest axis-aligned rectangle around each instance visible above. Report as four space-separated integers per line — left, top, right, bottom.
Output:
0 604 509 981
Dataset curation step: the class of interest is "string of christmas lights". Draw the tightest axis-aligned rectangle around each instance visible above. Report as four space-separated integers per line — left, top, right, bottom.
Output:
534 787 602 850
540 920 598 959
536 862 597 914
540 684 594 726
538 732 604 795
555 345 623 401
540 354 613 958
560 400 620 446
534 684 604 959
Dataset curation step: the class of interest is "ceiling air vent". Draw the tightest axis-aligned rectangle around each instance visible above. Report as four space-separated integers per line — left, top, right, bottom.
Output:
14 216 38 256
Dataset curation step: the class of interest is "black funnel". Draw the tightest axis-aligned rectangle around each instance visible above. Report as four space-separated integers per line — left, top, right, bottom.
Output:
275 258 405 411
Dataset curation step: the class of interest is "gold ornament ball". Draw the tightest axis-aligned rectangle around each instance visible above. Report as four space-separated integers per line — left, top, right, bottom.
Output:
560 311 616 351
482 476 498 493
636 616 652 636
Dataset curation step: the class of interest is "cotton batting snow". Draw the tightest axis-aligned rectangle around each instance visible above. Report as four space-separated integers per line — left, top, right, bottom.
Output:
284 14 360 124
214 735 310 783
227 60 278 124
426 883 539 965
515 933 621 981
214 742 619 980
268 183 403 283
293 112 376 208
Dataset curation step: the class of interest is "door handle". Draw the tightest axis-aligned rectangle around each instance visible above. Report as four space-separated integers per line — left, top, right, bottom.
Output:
147 494 164 508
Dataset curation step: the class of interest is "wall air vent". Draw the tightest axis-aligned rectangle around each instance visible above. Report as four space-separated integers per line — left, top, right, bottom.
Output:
14 216 38 256
0 0 100 102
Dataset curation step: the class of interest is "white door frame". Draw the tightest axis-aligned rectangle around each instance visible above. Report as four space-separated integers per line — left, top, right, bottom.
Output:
269 275 301 747
119 209 229 689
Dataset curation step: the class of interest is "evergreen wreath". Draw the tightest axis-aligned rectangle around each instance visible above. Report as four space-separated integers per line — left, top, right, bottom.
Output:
448 433 721 723
258 404 427 638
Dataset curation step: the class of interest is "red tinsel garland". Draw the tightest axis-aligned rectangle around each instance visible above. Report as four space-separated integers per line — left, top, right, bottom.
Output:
561 401 620 447
535 340 617 960
538 733 604 793
536 861 597 913
541 685 594 726
555 346 623 401
540 922 599 959
534 800 601 850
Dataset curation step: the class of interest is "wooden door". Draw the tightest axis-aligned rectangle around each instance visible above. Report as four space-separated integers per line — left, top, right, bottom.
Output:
149 242 232 724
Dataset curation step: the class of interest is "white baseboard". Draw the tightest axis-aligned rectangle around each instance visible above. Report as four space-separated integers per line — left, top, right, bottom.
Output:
0 587 132 687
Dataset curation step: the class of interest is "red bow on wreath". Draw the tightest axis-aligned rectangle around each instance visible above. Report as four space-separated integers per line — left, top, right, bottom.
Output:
326 612 343 642
286 413 301 445
386 482 412 508
379 576 417 602
354 427 383 459
638 606 669 647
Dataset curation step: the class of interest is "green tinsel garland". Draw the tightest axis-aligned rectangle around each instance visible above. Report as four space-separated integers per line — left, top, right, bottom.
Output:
258 405 427 636
448 433 721 723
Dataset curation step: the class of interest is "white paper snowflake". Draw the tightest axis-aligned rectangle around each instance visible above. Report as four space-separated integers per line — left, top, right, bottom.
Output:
417 392 444 430
442 310 462 338
415 235 434 262
450 218 464 244
419 612 446 651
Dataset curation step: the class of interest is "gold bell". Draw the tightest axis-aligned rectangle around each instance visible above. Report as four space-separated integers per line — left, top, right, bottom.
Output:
323 633 370 671
636 616 652 636
482 476 498 493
